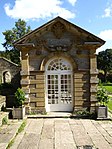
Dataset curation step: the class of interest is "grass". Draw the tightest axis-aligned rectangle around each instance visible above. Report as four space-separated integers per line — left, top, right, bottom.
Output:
17 120 26 134
6 139 15 149
102 83 112 111
107 100 112 111
99 83 112 111
2 116 8 125
103 86 112 93
102 83 112 93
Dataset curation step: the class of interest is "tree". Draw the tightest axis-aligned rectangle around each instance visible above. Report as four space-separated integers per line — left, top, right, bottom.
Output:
97 49 112 82
1 19 31 64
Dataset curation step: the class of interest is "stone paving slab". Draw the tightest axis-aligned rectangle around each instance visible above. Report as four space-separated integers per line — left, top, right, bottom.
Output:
81 119 112 149
55 119 76 149
0 119 23 149
9 118 112 149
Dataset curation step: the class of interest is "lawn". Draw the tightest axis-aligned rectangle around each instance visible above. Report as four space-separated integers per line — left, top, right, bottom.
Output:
99 83 112 111
107 99 112 111
102 83 112 93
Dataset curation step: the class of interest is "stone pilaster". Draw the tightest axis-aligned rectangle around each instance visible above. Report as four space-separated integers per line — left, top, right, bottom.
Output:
29 71 45 113
74 71 90 111
89 49 98 112
20 48 30 104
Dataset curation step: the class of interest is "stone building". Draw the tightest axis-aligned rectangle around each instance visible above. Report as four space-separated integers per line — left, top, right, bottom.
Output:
0 57 20 108
0 57 20 90
14 17 105 113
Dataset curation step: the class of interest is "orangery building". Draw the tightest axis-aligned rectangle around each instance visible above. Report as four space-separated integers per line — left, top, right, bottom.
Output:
14 17 105 113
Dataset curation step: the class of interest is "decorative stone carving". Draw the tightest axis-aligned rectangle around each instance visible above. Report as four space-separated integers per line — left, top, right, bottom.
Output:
76 50 82 55
28 38 46 52
34 38 46 50
51 21 66 39
36 50 42 55
46 39 72 52
29 50 35 56
29 49 42 56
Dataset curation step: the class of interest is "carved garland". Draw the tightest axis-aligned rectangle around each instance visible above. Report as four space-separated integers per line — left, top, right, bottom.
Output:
51 21 66 39
28 22 74 54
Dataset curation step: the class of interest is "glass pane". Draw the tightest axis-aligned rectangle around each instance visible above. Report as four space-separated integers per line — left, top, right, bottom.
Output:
60 74 72 104
47 58 72 71
47 74 59 104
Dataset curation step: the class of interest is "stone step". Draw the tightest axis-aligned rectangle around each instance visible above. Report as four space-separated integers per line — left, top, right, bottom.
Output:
27 112 72 118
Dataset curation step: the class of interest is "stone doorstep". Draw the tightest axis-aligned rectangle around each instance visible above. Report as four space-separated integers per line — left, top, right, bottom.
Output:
27 112 72 118
27 112 94 119
27 111 112 120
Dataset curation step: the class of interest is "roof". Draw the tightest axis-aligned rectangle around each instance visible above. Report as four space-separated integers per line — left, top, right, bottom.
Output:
14 16 105 47
0 57 19 67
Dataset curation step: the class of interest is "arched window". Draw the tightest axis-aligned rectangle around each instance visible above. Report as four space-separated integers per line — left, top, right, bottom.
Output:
47 58 72 71
3 71 11 83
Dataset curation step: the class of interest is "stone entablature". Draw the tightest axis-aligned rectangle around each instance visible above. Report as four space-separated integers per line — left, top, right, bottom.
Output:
14 17 105 113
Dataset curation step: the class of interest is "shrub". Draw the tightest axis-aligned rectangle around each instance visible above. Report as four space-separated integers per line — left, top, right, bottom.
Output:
0 83 13 89
97 86 109 106
15 88 25 107
2 116 8 125
74 110 96 119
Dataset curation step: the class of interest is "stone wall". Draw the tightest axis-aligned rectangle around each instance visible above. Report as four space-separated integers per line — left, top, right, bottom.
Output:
0 57 21 89
0 95 6 111
28 31 90 72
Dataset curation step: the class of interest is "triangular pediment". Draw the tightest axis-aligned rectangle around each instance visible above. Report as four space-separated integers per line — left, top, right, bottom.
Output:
14 16 105 49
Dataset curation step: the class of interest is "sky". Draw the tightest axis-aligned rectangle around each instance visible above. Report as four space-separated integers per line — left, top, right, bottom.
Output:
0 0 112 53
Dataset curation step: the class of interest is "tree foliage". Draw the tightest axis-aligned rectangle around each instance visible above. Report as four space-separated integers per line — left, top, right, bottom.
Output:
97 86 109 106
97 49 112 81
1 19 31 64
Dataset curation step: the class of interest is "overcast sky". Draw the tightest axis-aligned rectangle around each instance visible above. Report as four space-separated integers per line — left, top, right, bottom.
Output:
0 0 112 53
